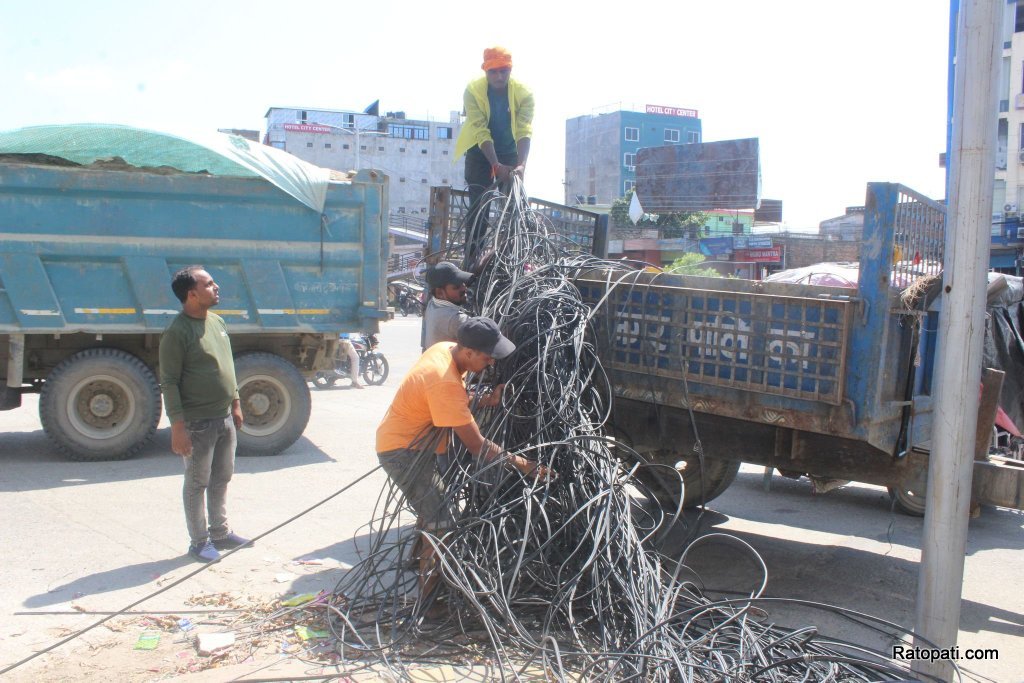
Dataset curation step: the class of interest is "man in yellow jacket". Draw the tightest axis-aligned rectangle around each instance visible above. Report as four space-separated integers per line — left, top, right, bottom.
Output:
454 46 534 254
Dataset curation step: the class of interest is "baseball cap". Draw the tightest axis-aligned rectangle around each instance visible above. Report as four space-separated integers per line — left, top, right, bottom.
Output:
426 261 473 289
457 316 516 360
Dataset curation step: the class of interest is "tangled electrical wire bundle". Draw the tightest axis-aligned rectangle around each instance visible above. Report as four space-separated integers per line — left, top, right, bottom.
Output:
313 179 942 681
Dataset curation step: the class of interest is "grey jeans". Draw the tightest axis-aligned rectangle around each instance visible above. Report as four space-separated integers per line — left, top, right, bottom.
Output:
183 415 236 545
378 449 454 531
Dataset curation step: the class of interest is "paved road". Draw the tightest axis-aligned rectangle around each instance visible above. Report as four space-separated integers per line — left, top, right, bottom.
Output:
1 315 1021 681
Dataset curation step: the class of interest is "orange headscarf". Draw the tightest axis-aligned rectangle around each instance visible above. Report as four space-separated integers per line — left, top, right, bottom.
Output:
481 46 513 71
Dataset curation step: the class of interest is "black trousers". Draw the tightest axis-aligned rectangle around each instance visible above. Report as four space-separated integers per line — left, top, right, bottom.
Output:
464 146 518 264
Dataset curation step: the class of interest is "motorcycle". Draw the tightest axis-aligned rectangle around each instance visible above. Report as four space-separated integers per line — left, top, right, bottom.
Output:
313 333 389 389
396 289 423 317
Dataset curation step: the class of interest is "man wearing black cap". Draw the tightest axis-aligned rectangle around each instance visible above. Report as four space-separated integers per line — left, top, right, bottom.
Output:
376 316 550 598
423 261 473 350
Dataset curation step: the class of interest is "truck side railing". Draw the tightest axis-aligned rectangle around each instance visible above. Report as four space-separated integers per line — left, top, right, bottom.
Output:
426 186 608 265
578 274 854 406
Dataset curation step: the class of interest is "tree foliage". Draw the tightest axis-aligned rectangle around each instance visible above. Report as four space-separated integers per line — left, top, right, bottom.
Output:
609 189 707 235
667 252 723 277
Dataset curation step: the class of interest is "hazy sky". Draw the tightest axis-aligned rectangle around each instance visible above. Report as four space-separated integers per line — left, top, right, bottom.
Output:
1 0 950 228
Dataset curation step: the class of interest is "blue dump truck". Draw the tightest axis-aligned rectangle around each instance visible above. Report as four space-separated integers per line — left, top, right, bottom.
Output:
0 125 389 460
428 183 1024 514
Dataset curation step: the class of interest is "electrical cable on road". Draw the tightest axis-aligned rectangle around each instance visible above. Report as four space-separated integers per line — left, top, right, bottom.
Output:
5 182 979 680
0 465 382 676
244 177 951 681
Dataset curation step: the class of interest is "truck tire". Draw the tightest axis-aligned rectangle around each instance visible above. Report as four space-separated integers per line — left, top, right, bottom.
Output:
635 456 741 510
887 485 926 516
312 371 338 389
235 352 311 457
39 348 161 461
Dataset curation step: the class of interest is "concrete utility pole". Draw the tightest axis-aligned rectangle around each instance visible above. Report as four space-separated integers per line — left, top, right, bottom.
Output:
913 0 1000 680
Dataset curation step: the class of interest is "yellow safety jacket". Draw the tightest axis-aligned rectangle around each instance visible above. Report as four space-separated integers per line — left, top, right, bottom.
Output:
454 77 534 160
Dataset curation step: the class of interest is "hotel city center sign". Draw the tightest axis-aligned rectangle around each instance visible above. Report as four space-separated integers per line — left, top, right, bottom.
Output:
645 104 699 118
283 123 334 134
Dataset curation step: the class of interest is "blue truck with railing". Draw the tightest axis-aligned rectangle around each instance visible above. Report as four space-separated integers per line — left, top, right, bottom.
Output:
428 183 1024 514
0 125 390 460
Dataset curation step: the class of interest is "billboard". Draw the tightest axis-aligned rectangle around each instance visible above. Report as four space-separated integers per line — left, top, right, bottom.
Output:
734 247 782 263
754 199 783 223
698 236 734 256
635 138 761 213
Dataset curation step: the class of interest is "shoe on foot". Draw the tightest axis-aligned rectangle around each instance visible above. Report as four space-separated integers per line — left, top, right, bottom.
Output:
211 532 253 551
188 540 221 563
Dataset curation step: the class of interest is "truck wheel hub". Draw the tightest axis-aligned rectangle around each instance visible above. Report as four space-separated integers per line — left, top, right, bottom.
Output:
89 394 114 418
247 392 271 416
68 376 134 438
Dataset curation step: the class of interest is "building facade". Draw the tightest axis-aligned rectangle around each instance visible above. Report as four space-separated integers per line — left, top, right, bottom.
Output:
818 206 865 242
991 2 1024 273
264 106 464 217
565 105 702 206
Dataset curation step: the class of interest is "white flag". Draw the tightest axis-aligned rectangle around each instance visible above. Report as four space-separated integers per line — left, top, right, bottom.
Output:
628 191 644 224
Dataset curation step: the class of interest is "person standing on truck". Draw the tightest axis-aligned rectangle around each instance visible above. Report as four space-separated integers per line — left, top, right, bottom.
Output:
376 316 551 600
159 266 251 563
423 261 473 351
454 46 534 260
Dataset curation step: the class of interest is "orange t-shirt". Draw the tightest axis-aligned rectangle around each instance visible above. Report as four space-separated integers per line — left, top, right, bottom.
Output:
375 342 474 454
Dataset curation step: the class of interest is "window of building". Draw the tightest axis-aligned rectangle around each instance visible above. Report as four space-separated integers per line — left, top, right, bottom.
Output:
1017 2 1024 32
324 143 331 149
400 177 406 183
624 180 636 193
421 149 428 154
443 150 449 155
343 144 350 149
624 127 639 142
421 178 428 183
343 113 354 128
442 178 448 184
437 126 453 139
665 129 680 143
306 142 313 148
360 145 367 151
388 124 429 140
687 130 700 144
623 152 636 170
300 110 308 122
1019 122 1024 150
399 147 406 152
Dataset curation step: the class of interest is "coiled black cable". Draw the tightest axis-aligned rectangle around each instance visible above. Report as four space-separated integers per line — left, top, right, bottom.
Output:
241 178 956 682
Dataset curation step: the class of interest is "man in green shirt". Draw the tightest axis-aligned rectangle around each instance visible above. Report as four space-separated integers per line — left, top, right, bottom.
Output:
159 266 250 563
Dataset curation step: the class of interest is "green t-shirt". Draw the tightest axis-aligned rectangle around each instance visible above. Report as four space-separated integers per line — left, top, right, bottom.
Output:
158 312 239 423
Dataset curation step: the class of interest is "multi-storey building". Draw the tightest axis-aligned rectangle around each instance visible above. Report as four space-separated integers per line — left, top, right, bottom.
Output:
564 105 702 206
264 106 464 217
991 2 1024 273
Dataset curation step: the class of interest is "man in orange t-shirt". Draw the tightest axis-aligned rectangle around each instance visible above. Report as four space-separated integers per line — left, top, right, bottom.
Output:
376 316 550 597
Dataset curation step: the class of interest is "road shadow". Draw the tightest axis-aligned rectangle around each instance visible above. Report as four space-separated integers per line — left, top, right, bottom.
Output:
22 557 192 609
711 468 1024 554
0 430 334 493
655 524 1024 642
274 524 413 599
